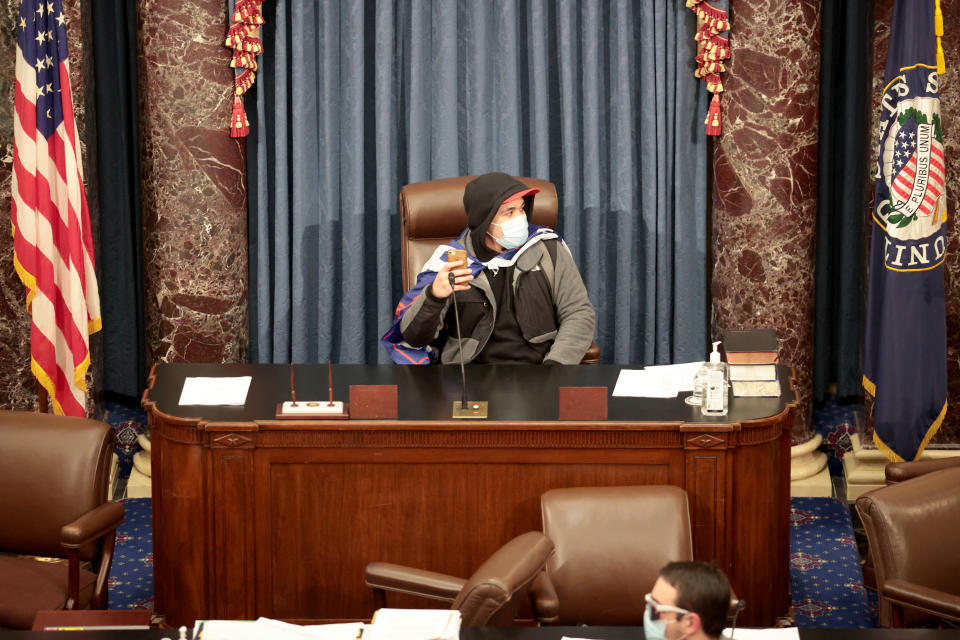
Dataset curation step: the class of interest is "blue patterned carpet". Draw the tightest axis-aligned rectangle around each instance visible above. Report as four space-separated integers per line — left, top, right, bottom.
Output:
108 497 154 610
790 497 875 627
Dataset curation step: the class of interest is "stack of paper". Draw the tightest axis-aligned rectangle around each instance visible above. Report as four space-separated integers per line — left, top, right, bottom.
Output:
362 609 461 640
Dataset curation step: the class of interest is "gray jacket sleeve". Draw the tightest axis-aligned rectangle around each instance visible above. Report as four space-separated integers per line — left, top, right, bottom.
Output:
544 242 596 364
399 282 451 347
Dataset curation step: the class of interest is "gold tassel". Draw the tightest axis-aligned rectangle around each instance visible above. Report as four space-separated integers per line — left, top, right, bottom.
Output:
705 93 722 136
936 0 946 75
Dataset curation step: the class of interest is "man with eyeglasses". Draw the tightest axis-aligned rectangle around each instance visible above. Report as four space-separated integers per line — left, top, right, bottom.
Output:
645 561 732 640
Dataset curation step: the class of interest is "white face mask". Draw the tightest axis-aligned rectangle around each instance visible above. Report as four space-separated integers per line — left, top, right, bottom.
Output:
489 214 529 249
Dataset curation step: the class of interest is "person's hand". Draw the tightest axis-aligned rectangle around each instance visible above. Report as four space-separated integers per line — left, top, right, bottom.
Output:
430 260 473 298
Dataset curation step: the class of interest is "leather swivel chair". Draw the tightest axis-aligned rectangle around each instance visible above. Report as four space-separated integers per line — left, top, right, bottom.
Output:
365 531 554 626
531 485 694 625
398 175 600 364
0 411 126 630
856 464 960 627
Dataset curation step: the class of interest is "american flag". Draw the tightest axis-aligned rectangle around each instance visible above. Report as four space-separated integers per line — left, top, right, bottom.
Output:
11 0 101 416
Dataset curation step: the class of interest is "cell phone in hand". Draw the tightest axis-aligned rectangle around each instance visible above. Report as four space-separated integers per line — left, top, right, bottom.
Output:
446 249 468 269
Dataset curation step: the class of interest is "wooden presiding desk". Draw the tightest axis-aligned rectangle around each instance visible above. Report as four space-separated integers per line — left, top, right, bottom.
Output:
142 363 797 628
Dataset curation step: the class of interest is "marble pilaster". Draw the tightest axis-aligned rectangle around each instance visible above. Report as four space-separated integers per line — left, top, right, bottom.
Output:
136 0 248 365
711 1 822 441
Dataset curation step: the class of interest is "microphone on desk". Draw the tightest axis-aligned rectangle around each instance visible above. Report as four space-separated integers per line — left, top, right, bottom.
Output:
449 271 488 419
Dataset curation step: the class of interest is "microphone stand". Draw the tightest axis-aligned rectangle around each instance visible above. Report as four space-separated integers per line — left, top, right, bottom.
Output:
449 272 488 418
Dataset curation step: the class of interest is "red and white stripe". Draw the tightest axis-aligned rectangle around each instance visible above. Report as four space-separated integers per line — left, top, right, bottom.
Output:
11 38 100 416
891 139 946 217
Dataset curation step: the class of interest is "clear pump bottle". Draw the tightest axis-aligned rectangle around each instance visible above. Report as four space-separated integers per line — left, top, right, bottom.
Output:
701 341 729 416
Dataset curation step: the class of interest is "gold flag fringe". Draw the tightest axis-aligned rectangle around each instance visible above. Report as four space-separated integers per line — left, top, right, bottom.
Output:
225 0 266 137
689 1 730 136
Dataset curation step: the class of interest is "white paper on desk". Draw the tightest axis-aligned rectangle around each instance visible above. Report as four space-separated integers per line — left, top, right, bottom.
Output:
255 617 363 640
178 376 251 406
363 608 460 640
194 620 259 640
721 628 800 640
644 361 706 392
613 369 671 397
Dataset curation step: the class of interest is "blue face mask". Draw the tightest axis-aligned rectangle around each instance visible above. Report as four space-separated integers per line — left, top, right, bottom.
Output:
644 605 688 640
644 606 669 640
490 214 529 249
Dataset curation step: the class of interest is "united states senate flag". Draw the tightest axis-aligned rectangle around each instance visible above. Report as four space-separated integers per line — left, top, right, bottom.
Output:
11 0 101 416
863 0 948 461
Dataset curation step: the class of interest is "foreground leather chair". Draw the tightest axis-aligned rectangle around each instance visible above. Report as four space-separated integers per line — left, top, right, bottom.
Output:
399 175 601 364
365 531 554 626
0 411 125 629
531 485 693 624
856 465 960 627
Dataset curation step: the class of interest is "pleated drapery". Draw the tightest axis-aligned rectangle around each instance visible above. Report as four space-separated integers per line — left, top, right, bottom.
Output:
249 0 708 365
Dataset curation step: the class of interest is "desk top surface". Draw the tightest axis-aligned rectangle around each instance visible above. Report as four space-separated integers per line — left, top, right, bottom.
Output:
144 363 796 425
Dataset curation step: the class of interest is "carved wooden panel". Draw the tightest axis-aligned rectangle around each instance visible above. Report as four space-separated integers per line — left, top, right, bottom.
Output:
686 450 726 565
210 450 255 619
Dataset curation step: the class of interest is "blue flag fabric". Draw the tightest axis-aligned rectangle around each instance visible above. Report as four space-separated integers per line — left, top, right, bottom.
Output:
863 0 948 461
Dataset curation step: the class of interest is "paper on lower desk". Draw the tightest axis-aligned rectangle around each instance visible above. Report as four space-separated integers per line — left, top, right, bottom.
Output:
195 619 362 640
256 618 363 639
721 628 800 640
363 608 460 640
179 376 252 406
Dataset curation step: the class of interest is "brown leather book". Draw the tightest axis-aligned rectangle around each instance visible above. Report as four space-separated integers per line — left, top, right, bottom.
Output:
723 328 778 364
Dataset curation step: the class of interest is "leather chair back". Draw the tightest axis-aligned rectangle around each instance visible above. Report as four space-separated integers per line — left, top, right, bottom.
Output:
0 411 113 562
452 531 554 627
856 465 960 627
399 176 559 291
540 485 693 625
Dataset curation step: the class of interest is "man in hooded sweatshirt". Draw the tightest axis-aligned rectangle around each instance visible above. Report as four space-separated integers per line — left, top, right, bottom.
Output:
382 172 596 365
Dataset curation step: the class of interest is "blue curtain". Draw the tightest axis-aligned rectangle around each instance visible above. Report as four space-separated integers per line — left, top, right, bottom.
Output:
813 0 871 401
249 0 708 365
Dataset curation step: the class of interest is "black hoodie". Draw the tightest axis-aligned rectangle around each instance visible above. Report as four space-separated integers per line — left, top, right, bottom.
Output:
463 172 538 261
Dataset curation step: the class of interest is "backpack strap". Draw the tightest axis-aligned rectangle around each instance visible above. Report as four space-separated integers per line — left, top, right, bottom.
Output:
541 238 558 290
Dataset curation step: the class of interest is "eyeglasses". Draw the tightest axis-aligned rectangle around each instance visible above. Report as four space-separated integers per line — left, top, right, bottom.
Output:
644 593 690 621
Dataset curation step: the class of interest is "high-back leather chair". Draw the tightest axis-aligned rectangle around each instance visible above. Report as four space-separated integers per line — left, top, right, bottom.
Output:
365 531 555 626
856 465 960 627
399 175 559 292
398 175 599 363
531 485 693 625
0 411 126 630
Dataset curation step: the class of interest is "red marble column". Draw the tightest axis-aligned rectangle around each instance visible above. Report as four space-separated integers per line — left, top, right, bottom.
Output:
868 0 960 445
0 0 96 411
136 0 248 364
711 1 821 441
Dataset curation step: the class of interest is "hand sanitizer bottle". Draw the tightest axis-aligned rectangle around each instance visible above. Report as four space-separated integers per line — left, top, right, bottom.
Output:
701 341 729 416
